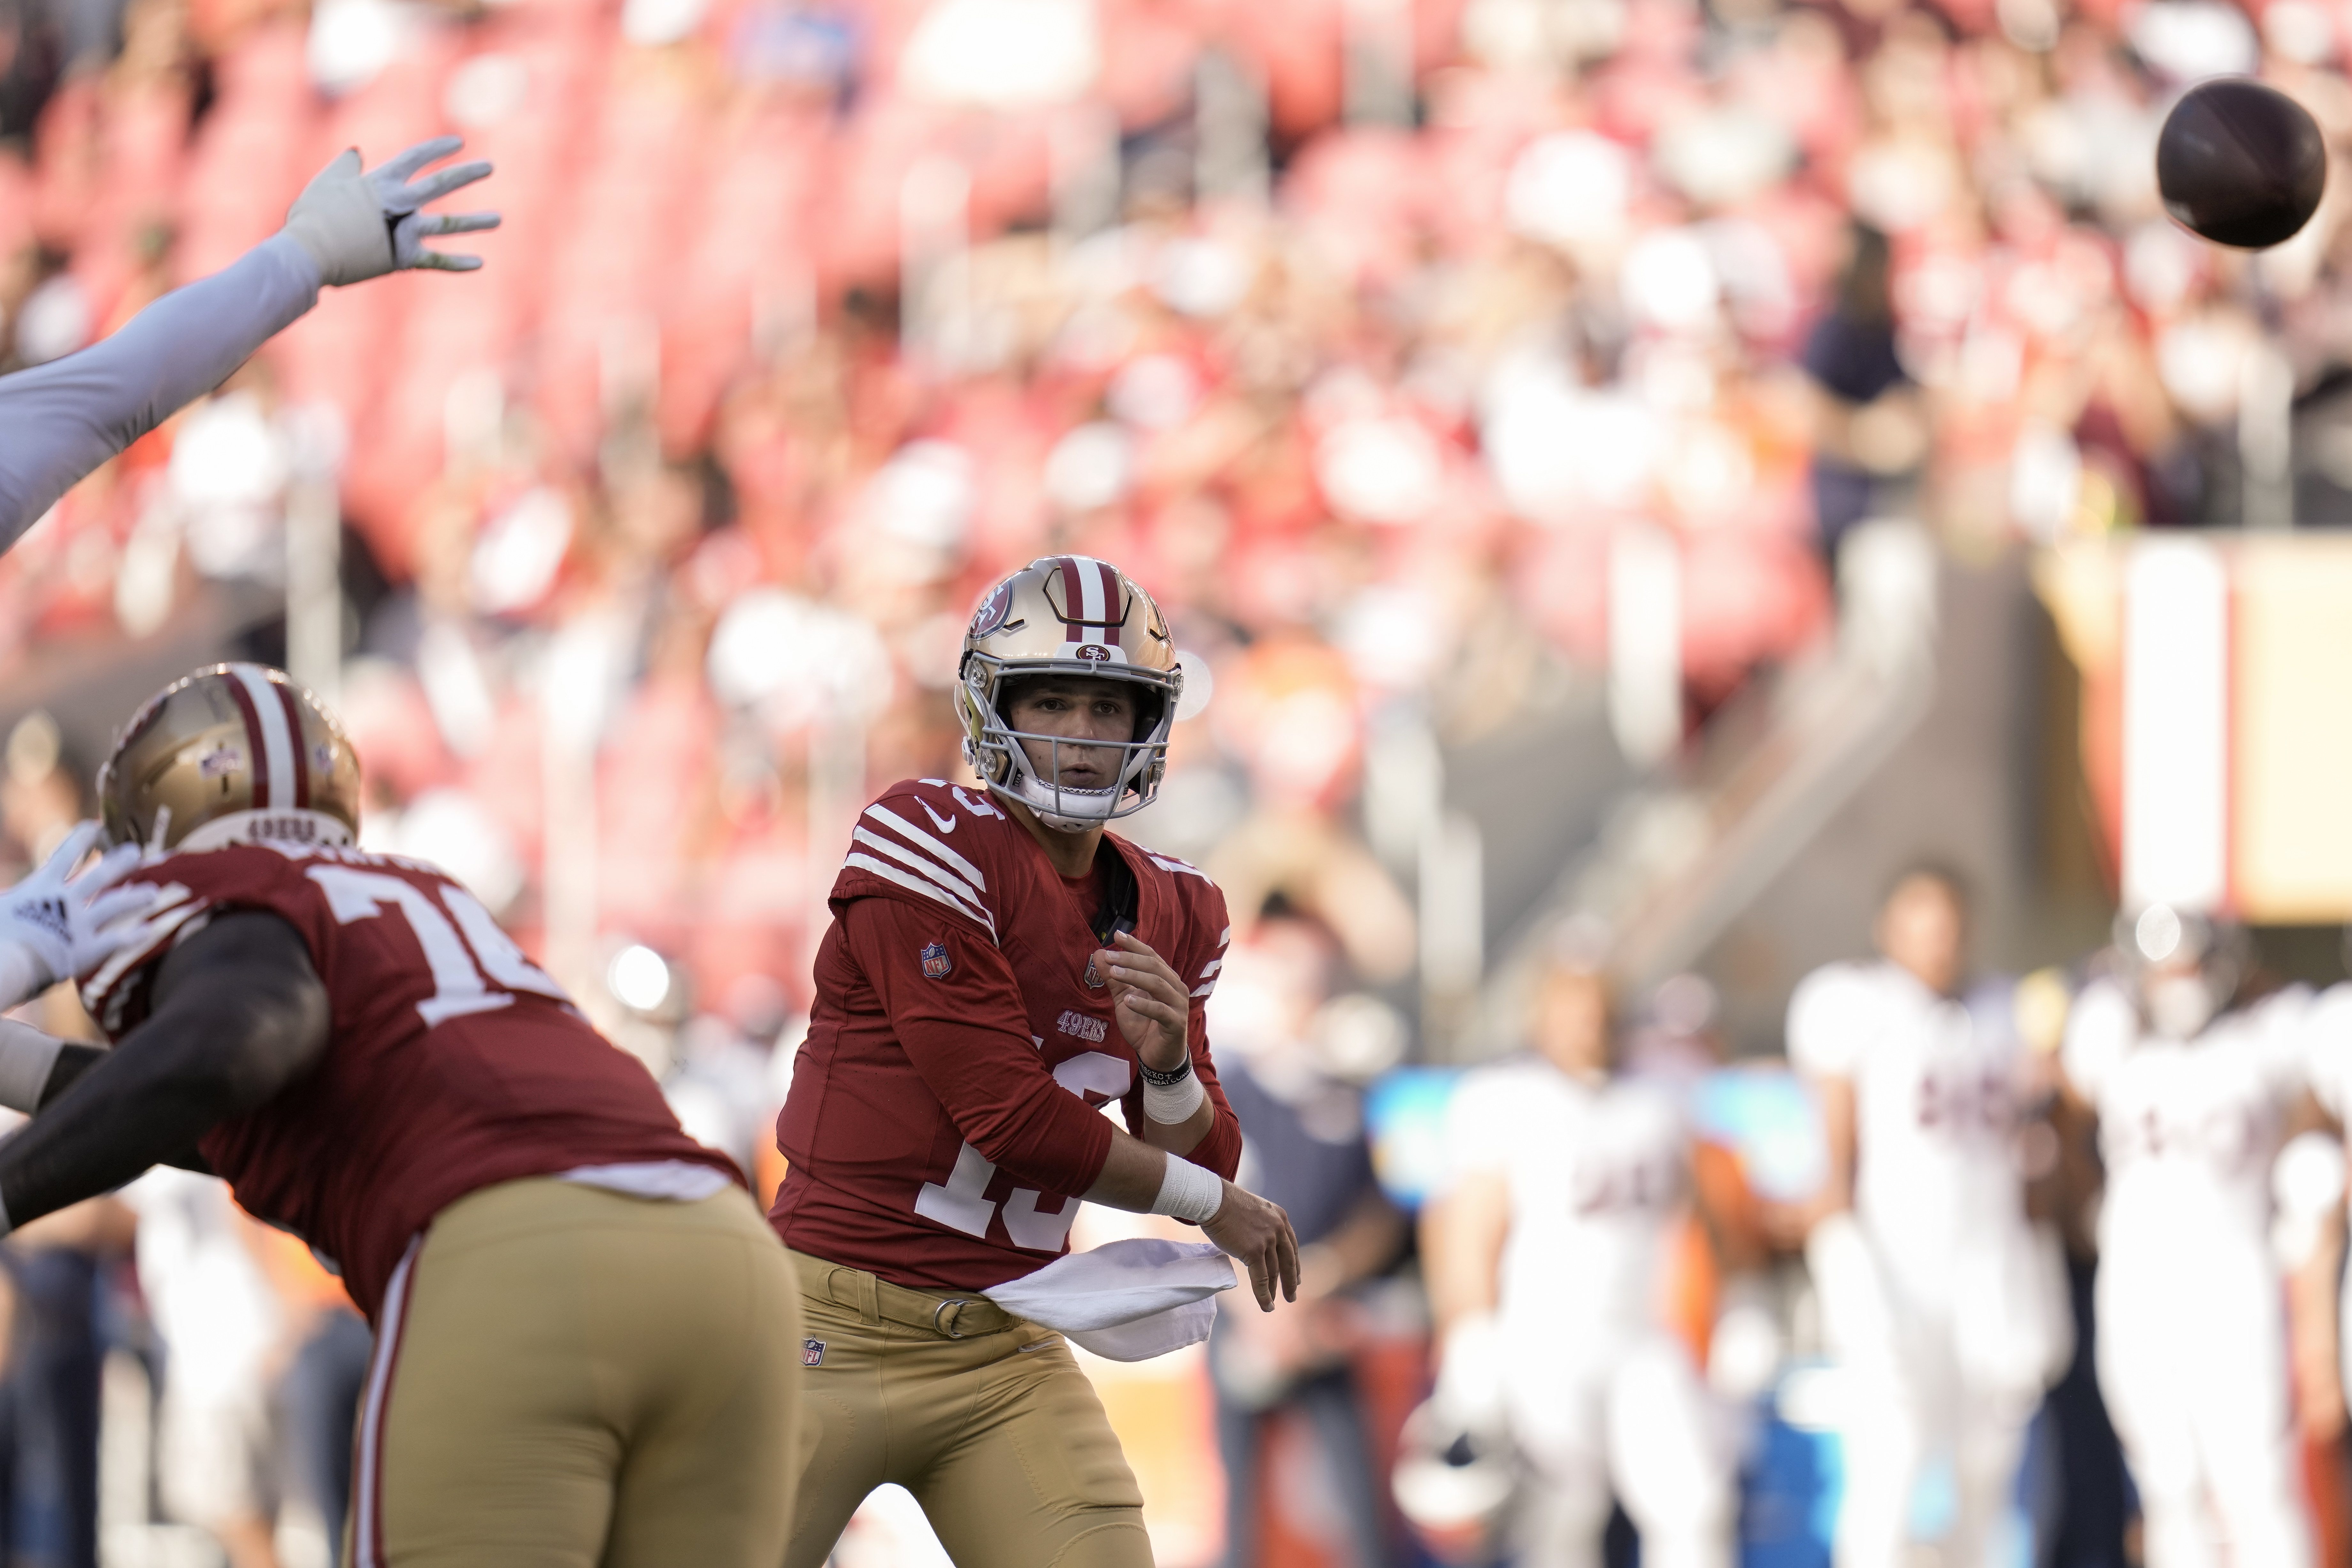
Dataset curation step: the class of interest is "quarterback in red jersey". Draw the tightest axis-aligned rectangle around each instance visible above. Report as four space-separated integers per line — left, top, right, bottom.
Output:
775 556 1299 1567
0 664 800 1568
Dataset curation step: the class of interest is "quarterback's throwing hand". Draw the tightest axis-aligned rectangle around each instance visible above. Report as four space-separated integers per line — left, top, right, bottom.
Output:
1203 1181 1302 1312
1099 930 1190 1072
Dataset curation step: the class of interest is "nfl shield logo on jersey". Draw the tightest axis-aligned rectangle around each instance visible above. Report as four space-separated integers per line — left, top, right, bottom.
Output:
803 1339 826 1367
921 942 952 980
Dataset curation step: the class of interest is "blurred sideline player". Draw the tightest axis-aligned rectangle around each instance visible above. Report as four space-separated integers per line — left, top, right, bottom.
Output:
0 663 799 1567
2061 907 2338 1568
1420 943 1737 1568
0 139 497 548
1787 867 2070 1568
772 556 1299 1568
121 1165 285 1568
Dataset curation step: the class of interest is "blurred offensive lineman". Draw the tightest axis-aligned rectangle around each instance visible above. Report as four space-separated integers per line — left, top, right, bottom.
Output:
0 138 497 545
1787 868 2070 1568
772 556 1300 1567
2061 906 2338 1568
1422 946 1737 1568
0 665 800 1567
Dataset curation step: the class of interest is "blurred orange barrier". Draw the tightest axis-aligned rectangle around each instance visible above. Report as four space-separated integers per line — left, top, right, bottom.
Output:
2304 1435 2350 1568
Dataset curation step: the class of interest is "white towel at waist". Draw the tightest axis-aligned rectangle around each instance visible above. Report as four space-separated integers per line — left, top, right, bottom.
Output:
983 1238 1237 1362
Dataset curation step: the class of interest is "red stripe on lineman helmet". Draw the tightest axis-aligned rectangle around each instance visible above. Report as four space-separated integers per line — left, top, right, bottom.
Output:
228 665 298 811
275 682 312 809
219 667 277 810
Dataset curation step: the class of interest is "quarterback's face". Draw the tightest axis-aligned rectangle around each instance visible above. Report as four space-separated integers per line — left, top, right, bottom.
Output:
1004 677 1139 791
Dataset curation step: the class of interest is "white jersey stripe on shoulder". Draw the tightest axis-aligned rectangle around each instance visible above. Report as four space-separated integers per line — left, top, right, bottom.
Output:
844 854 997 939
864 805 988 892
1148 853 1214 884
1218 926 1231 948
229 665 296 810
1191 980 1218 998
79 887 204 1013
1198 957 1222 979
850 829 990 921
354 1232 425 1568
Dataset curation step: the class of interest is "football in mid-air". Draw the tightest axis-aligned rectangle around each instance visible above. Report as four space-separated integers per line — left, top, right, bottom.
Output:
2156 77 2329 249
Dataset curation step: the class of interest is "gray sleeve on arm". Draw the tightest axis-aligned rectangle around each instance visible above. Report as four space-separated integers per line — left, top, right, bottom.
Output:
0 233 322 550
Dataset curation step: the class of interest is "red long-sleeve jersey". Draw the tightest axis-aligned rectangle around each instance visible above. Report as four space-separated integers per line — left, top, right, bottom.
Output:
772 778 1241 1293
80 841 738 1321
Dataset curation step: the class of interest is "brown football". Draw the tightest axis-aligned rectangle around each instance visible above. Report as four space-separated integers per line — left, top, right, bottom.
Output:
2157 78 2329 249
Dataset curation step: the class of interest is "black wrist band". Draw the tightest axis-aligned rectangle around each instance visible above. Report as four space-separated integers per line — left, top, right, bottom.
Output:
1138 1057 1194 1088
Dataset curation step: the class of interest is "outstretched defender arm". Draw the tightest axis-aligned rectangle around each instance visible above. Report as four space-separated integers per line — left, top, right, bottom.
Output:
0 911 329 1231
0 137 497 550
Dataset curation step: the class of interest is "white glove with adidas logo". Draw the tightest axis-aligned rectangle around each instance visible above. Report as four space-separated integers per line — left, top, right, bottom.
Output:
0 823 158 1011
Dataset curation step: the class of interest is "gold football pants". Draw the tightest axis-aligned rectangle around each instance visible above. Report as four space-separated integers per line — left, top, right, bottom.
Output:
783 1248 1152 1568
354 1178 801 1568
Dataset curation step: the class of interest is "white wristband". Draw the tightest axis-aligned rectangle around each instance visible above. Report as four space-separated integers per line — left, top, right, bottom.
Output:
0 1018 64 1114
1151 1155 1225 1224
1142 1070 1206 1124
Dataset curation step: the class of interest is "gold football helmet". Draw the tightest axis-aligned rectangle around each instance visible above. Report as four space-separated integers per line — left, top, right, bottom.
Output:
97 664 363 854
954 556 1181 832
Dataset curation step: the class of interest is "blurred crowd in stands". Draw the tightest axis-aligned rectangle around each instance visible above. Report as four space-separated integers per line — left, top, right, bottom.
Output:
0 0 2348 1555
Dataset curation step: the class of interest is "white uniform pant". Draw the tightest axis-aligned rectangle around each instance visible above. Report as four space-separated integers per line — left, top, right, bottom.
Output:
2096 1242 2313 1568
1808 1217 2067 1568
1504 1333 1732 1568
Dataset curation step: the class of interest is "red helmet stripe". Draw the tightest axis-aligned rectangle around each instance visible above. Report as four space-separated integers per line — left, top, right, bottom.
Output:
1059 556 1087 642
276 682 312 809
219 671 273 811
1095 559 1123 648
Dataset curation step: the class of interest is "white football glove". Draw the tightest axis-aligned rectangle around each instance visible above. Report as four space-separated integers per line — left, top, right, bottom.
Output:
1431 1311 1508 1436
0 823 159 1011
281 135 500 287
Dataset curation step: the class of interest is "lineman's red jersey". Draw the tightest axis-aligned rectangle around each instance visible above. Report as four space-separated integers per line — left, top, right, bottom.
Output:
80 840 738 1321
772 778 1241 1293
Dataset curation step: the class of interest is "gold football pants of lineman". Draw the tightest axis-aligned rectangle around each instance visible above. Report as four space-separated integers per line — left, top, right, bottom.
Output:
782 1248 1152 1568
355 1179 801 1568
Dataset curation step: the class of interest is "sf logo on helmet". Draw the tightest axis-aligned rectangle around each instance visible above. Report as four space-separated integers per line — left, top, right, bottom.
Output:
1076 645 1111 663
970 583 1015 638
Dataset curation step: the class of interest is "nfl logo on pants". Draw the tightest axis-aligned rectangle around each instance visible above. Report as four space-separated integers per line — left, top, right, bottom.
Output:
803 1339 825 1367
921 942 952 980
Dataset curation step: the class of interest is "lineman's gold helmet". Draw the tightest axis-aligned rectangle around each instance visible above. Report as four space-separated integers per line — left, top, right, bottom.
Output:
953 556 1181 832
97 664 362 854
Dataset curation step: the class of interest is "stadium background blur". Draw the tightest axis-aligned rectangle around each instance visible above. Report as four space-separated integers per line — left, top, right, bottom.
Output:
2 0 2351 1558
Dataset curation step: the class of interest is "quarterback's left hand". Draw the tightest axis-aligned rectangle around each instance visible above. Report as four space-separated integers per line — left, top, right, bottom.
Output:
1098 931 1190 1073
0 823 156 1009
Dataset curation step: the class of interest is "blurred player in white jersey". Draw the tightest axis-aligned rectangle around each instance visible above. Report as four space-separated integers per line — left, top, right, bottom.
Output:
2062 905 2332 1568
1421 945 1734 1568
1787 867 2070 1568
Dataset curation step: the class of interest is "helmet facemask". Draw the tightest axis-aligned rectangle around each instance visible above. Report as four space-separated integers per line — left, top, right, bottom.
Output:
957 656 1180 833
